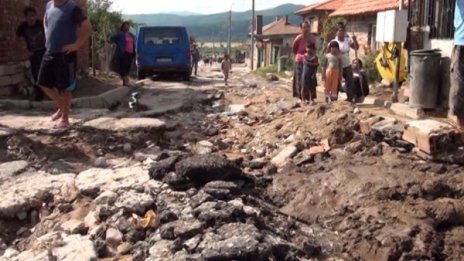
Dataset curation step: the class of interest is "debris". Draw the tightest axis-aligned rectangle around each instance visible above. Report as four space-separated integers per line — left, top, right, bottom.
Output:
271 145 299 167
137 210 160 229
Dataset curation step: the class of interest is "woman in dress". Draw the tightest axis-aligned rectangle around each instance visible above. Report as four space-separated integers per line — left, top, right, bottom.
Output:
292 21 316 100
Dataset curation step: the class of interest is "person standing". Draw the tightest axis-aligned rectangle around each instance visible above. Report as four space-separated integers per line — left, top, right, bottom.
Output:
301 43 319 104
292 21 316 100
331 22 359 103
16 7 46 101
450 0 464 129
322 41 342 103
221 54 232 86
111 22 135 86
191 44 200 76
37 0 91 128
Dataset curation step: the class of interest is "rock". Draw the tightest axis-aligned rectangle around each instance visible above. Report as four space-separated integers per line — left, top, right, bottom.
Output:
195 140 214 155
227 104 246 115
345 140 364 154
183 235 202 253
271 145 299 167
163 172 191 190
52 234 97 261
61 219 88 234
123 143 132 153
106 228 123 246
76 166 149 197
16 211 27 221
159 210 179 224
94 190 118 205
84 211 99 231
0 172 75 218
353 107 361 114
83 117 166 132
266 73 279 81
0 160 28 180
205 127 219 137
198 223 261 260
160 219 204 240
175 154 242 184
94 157 107 167
117 242 133 255
255 148 266 157
148 156 179 180
203 181 240 199
148 240 176 259
246 159 268 170
114 191 154 214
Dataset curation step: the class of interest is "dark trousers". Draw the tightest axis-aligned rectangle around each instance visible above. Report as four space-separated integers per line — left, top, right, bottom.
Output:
192 61 198 75
343 65 355 102
450 45 464 117
31 49 45 101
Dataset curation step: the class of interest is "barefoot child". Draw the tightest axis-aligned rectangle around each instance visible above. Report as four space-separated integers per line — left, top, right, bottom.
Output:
322 41 342 103
301 43 319 104
221 54 232 86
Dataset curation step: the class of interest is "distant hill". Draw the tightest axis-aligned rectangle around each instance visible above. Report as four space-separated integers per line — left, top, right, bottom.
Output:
124 4 305 42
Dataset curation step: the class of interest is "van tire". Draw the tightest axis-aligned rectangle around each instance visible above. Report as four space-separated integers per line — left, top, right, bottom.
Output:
137 69 146 80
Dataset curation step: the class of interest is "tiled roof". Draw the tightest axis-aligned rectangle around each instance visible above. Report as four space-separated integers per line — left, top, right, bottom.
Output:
261 18 300 36
295 0 346 15
330 0 409 16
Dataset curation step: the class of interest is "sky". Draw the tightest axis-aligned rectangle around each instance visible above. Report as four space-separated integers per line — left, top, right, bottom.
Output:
111 0 316 15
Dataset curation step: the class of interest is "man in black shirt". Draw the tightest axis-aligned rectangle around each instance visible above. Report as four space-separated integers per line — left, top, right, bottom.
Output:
16 7 46 101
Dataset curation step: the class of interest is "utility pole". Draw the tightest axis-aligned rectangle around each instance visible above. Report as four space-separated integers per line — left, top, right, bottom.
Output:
250 0 255 70
227 9 232 56
392 0 404 102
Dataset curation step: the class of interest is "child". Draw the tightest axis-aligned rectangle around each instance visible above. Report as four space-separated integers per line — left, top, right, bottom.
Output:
322 41 342 103
352 58 369 101
221 54 232 86
300 43 319 104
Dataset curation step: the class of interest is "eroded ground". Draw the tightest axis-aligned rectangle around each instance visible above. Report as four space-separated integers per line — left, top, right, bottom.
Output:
0 64 463 261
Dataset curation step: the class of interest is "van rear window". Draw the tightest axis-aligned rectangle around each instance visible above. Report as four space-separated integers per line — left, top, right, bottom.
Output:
143 28 182 45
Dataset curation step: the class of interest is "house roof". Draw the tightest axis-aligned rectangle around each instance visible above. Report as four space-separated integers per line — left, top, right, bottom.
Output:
295 0 346 15
260 17 300 36
330 0 409 16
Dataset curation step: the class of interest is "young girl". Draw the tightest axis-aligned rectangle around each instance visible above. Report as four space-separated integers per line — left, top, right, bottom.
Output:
300 43 319 104
323 41 342 103
221 54 232 86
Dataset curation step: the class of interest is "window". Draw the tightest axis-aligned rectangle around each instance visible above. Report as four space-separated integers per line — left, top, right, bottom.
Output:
143 28 182 45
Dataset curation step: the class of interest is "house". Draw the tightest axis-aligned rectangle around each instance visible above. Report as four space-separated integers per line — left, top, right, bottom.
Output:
0 0 89 97
295 0 345 35
329 0 409 57
252 16 300 68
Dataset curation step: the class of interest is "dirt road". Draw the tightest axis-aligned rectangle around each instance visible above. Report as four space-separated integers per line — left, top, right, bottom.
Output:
0 64 463 261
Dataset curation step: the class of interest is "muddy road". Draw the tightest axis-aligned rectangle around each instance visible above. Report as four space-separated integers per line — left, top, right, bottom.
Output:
0 64 463 261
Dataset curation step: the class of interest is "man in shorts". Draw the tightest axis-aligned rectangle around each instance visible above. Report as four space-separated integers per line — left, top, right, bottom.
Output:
37 0 91 128
450 0 464 129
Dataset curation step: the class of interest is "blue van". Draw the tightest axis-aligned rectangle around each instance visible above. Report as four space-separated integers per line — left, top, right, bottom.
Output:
136 26 191 80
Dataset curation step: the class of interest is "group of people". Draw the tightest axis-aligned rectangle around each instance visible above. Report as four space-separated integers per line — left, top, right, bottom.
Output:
16 0 91 128
292 21 368 105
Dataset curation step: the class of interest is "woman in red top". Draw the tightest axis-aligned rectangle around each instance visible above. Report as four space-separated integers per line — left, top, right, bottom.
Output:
292 21 316 100
111 22 135 86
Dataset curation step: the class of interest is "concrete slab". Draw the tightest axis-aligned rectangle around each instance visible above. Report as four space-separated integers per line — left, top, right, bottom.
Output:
390 103 425 119
83 117 166 132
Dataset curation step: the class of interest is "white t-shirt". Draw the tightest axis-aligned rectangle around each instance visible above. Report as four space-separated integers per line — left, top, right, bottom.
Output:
331 36 353 68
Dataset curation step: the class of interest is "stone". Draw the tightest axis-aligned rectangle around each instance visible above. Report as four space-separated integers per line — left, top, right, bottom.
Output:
123 143 132 153
61 219 88 234
83 117 166 132
94 190 118 205
106 228 123 246
359 116 385 134
149 156 179 181
0 160 28 180
159 219 203 240
148 240 175 259
183 235 202 253
402 120 461 155
114 191 154 214
0 172 75 218
266 73 279 81
227 104 246 115
195 140 214 155
175 154 242 184
271 145 299 167
117 242 133 255
198 223 261 260
84 211 99 230
255 147 267 157
52 234 98 261
76 166 149 197
203 180 240 198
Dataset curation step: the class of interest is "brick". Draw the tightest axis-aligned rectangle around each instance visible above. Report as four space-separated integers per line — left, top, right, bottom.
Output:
360 116 384 134
402 119 462 155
